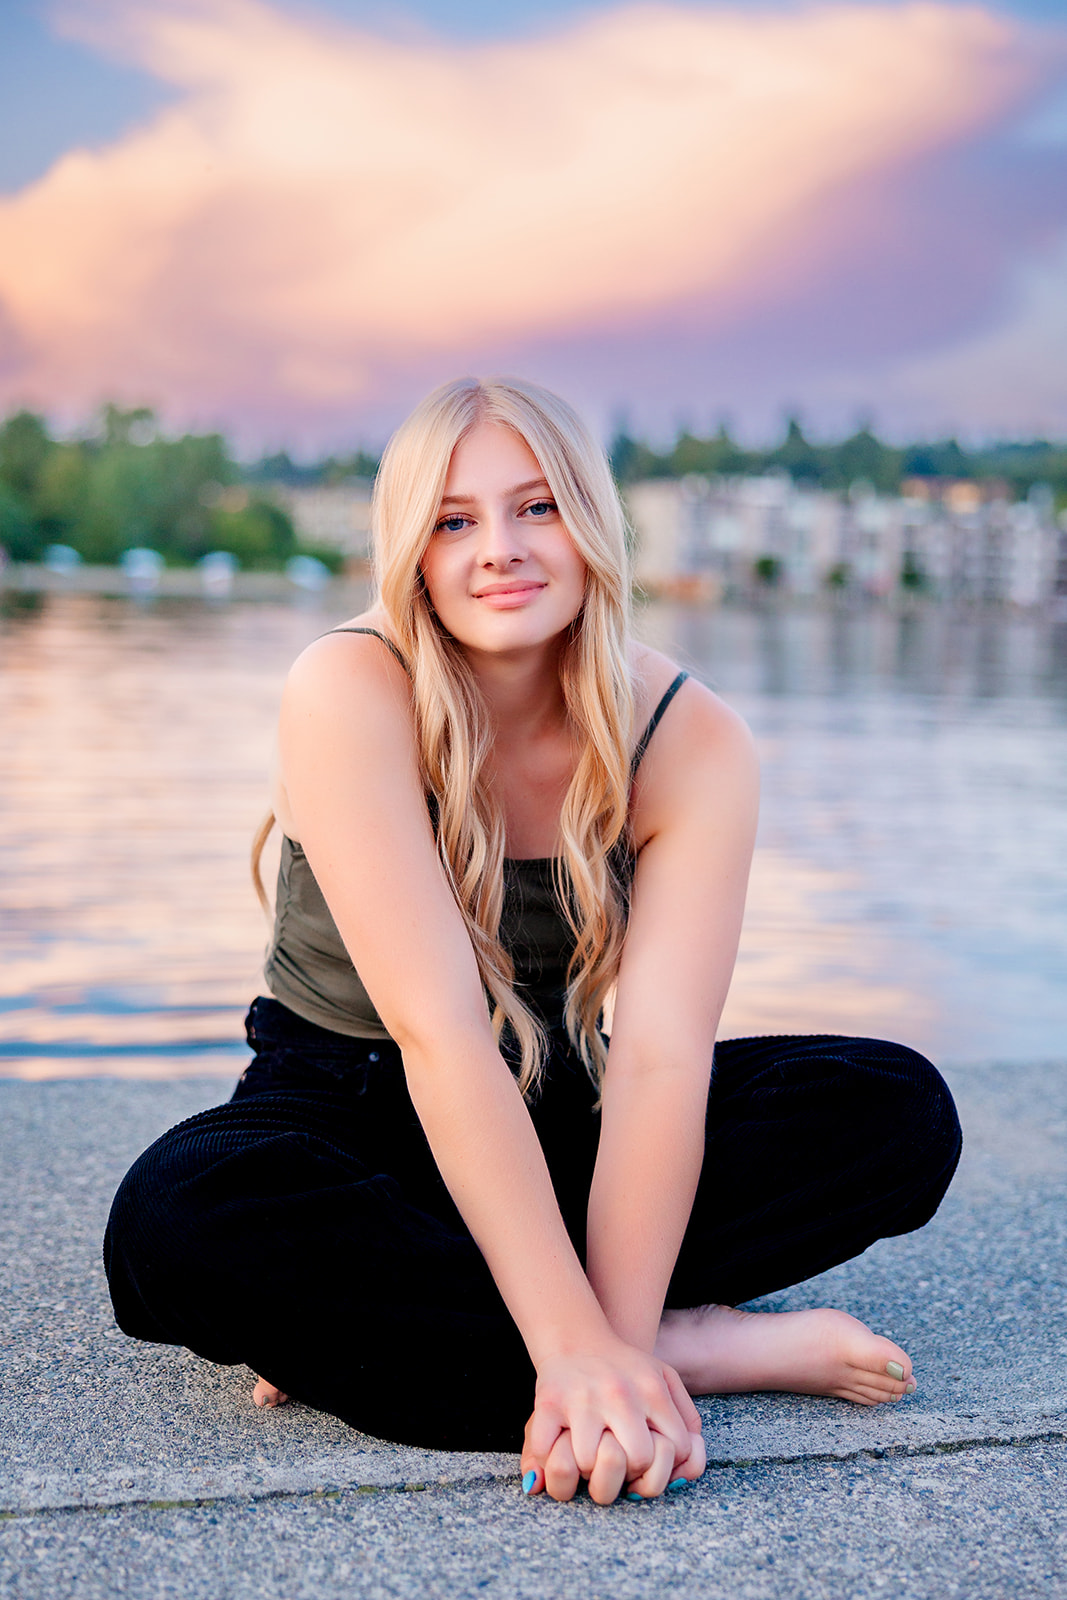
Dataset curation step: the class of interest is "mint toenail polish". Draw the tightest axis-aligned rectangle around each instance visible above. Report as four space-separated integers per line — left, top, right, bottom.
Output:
886 1360 905 1381
522 1470 537 1495
905 1380 917 1395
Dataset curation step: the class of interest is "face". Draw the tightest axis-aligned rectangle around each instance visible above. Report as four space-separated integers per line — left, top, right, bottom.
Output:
419 421 588 657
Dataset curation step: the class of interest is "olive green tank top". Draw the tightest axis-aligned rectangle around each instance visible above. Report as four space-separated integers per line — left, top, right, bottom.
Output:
262 629 688 1039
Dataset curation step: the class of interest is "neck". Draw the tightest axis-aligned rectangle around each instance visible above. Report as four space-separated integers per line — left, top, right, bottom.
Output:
461 639 569 740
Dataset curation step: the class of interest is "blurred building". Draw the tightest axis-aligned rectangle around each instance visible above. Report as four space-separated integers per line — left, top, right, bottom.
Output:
625 474 1066 606
269 479 374 565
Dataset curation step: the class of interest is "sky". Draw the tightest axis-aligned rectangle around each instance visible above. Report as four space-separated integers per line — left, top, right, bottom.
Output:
1 0 1066 452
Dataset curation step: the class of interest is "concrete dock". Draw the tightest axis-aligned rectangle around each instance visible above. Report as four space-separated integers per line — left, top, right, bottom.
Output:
1 1063 1064 1598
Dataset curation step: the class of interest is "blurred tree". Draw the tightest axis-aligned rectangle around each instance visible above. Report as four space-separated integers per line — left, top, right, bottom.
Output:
768 416 824 485
0 481 37 560
97 404 157 449
33 445 90 545
900 551 927 592
73 445 165 563
901 438 972 479
610 428 665 483
321 450 380 485
831 427 902 494
707 422 755 477
207 499 297 567
0 411 52 502
753 554 782 585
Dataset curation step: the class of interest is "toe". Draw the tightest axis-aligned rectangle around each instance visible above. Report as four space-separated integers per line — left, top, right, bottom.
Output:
253 1377 288 1409
874 1341 912 1382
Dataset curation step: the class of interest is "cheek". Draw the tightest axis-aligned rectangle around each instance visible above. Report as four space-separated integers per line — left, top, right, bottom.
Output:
418 551 471 629
417 546 448 608
563 545 589 600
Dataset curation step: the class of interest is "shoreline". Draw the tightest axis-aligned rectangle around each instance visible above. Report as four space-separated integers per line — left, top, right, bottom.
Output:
4 561 1065 616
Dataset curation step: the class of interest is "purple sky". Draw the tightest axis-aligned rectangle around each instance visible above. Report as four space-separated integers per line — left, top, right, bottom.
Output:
1 0 1065 449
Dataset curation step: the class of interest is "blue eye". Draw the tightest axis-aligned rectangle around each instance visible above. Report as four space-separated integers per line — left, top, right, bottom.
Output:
525 499 556 518
435 514 469 534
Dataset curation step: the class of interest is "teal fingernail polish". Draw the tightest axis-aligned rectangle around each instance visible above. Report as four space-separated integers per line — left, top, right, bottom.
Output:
886 1360 905 1381
667 1478 688 1492
626 1492 643 1502
522 1470 537 1495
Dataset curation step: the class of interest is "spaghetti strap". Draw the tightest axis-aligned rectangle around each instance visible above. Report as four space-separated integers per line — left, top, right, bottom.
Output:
630 670 689 776
326 626 410 675
324 630 682 766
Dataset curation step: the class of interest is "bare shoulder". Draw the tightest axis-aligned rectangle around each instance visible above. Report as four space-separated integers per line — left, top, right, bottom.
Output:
284 609 407 695
632 641 755 761
629 644 758 849
275 611 416 838
281 611 411 743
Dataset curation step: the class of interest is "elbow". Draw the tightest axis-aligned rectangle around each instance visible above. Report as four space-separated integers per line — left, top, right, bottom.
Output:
388 1009 499 1081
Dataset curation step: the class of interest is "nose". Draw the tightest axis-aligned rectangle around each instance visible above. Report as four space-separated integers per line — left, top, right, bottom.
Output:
476 505 526 569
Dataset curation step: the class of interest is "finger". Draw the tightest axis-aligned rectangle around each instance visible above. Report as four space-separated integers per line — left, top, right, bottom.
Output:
597 1376 674 1479
661 1415 707 1484
521 1405 563 1497
663 1363 703 1434
523 1402 565 1467
599 1409 657 1484
640 1386 695 1471
682 1427 707 1481
586 1432 629 1507
544 1431 581 1504
569 1419 609 1480
625 1430 676 1501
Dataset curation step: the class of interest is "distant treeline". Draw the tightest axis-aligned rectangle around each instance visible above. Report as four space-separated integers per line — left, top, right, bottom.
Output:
609 418 1067 501
3 405 1065 568
244 422 1067 501
0 405 336 569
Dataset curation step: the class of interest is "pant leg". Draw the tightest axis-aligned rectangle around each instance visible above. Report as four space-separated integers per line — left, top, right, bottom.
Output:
105 1009 961 1448
667 1034 962 1310
104 1002 537 1450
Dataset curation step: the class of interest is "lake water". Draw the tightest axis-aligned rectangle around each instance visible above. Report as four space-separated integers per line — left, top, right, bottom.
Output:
2 589 1065 1078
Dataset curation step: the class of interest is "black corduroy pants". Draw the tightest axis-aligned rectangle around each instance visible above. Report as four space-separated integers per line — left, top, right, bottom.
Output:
104 996 961 1450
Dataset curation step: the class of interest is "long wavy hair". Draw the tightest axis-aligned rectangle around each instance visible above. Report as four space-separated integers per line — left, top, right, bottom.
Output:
256 376 635 1100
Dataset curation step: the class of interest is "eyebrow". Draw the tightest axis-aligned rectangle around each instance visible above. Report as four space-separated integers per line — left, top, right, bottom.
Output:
438 477 551 507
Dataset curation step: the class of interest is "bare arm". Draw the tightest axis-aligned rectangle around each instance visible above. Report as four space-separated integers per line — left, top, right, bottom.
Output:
277 634 701 1500
586 680 759 1351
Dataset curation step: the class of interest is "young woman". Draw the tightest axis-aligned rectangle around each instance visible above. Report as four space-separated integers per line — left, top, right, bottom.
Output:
105 377 961 1505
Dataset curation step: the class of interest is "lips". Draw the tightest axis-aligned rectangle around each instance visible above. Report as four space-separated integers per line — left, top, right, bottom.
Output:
472 581 546 599
471 580 548 610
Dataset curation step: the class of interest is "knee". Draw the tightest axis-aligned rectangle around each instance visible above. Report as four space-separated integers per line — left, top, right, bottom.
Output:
104 1118 243 1300
104 1142 195 1340
843 1038 962 1220
876 1041 960 1159
104 1122 258 1353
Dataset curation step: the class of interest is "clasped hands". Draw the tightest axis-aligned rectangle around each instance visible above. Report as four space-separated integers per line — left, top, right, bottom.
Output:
520 1341 706 1504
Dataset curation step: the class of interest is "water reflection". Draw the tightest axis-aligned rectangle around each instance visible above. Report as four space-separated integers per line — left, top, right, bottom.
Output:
2 592 1065 1076
640 598 1067 706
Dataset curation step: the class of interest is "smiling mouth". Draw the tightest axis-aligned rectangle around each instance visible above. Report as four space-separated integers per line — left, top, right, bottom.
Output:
473 582 546 598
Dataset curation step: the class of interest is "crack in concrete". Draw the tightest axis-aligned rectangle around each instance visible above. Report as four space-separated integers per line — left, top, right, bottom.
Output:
5 1427 1064 1521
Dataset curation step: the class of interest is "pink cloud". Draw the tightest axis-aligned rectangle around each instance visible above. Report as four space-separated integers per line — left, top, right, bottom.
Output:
0 0 1046 439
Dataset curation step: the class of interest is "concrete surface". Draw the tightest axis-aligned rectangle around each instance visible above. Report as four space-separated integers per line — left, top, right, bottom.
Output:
1 1062 1064 1598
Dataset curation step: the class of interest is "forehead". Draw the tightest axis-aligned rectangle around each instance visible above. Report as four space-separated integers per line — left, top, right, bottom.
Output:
443 421 545 497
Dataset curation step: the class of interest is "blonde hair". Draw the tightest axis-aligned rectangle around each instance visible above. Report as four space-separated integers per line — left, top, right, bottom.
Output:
378 376 635 1098
256 376 635 1100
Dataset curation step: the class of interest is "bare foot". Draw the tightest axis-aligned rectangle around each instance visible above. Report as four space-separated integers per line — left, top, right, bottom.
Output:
252 1376 290 1409
655 1304 917 1407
